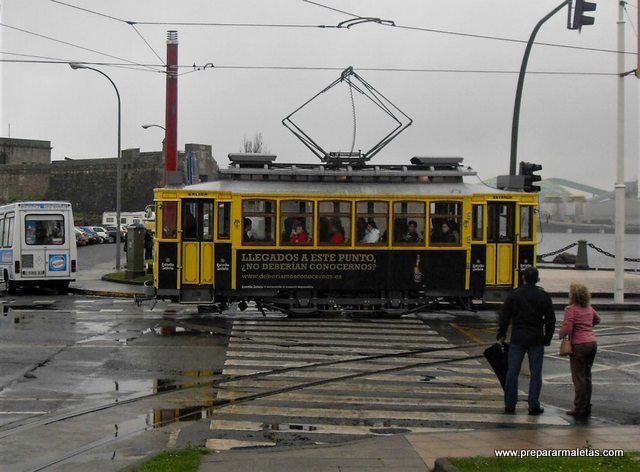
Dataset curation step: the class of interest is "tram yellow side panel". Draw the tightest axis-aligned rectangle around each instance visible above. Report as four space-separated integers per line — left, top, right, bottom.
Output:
200 242 214 285
497 244 513 285
182 242 199 284
486 245 496 285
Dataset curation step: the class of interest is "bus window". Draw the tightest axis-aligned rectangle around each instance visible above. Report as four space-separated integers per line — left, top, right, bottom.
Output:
217 202 231 239
472 204 484 241
0 217 4 247
3 215 13 247
25 215 65 245
243 200 275 244
281 200 313 245
356 201 388 244
520 205 533 241
162 201 178 239
393 201 425 245
429 201 461 245
318 201 350 245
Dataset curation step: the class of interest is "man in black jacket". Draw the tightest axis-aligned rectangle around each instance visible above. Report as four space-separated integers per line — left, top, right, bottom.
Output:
498 267 555 415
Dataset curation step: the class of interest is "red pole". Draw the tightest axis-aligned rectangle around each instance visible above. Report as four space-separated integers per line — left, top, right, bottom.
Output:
165 31 178 174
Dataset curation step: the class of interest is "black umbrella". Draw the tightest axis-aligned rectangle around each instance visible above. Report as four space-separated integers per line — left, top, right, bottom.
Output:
483 342 510 391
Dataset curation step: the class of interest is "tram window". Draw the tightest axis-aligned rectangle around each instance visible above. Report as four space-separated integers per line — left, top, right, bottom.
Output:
202 202 214 241
217 202 231 239
429 201 461 245
318 201 350 245
242 200 275 244
182 202 199 240
393 201 425 245
472 204 484 241
162 202 178 239
488 203 514 242
520 206 533 241
281 200 313 245
356 201 388 244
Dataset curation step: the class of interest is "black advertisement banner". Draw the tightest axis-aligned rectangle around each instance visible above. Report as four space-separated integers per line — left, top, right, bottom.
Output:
157 242 178 289
236 249 466 292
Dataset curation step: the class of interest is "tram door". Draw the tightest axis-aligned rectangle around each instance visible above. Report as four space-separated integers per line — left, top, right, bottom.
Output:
181 200 214 286
486 202 515 286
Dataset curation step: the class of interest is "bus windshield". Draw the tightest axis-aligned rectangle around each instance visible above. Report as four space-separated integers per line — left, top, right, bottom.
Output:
25 215 65 245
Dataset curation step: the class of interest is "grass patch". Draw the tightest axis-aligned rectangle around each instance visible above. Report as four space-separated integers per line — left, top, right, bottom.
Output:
451 451 640 471
127 446 208 472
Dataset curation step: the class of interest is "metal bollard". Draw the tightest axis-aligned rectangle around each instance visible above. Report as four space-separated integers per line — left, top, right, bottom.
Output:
575 240 589 270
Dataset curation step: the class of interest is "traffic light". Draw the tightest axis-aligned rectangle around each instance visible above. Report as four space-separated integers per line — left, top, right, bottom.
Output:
519 162 542 192
570 0 596 31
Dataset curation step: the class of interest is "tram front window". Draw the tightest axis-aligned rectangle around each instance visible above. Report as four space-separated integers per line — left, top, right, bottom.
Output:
161 201 177 239
318 201 350 245
242 200 275 244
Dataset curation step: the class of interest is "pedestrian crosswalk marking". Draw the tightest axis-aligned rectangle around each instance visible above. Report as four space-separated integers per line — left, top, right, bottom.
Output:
209 317 569 444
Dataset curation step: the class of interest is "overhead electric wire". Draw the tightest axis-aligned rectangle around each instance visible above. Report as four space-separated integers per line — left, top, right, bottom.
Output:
47 0 634 56
0 22 163 72
623 2 638 37
0 56 620 76
130 24 165 64
0 52 164 73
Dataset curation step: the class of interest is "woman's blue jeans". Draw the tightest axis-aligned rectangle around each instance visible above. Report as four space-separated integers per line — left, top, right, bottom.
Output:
504 343 544 410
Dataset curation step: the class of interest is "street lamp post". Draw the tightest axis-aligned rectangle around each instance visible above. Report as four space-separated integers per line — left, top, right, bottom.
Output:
70 63 122 271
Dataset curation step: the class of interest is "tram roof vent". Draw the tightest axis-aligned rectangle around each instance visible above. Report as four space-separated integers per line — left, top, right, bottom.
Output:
410 157 464 170
228 153 277 168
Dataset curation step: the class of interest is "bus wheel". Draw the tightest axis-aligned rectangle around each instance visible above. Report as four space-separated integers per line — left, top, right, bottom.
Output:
57 281 70 295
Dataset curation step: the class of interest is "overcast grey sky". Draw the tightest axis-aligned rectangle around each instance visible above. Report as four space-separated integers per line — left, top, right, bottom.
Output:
1 0 638 189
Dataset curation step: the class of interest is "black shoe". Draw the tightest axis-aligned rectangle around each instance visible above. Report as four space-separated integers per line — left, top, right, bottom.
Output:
528 407 544 416
504 406 515 414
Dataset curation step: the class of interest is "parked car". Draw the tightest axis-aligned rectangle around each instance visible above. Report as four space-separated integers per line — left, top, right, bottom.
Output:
92 226 114 243
74 227 89 246
80 226 103 244
104 226 120 242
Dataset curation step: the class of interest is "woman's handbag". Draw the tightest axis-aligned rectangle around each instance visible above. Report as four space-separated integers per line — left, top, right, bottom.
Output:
559 336 573 356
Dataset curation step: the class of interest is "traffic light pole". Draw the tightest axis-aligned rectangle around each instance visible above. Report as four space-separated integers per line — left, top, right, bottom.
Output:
509 1 569 175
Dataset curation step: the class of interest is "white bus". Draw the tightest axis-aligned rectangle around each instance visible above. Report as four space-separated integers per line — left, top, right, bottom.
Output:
0 201 78 294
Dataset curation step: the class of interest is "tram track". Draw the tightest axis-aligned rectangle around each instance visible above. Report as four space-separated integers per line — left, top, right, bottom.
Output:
17 342 491 472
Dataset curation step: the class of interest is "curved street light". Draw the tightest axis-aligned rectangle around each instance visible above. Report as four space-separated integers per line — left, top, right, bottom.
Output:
69 63 122 271
141 124 165 131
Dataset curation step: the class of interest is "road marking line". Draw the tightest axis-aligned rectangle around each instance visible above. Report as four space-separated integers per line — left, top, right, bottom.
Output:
99 309 124 312
205 439 276 451
166 429 181 449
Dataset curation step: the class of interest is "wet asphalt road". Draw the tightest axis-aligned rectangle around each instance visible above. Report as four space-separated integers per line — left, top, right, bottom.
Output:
0 244 638 471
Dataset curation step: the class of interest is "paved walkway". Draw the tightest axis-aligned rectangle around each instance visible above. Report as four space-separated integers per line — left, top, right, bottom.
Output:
198 426 640 471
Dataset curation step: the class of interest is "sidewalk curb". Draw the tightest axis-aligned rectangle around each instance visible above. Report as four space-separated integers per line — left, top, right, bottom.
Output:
433 457 460 472
69 287 144 298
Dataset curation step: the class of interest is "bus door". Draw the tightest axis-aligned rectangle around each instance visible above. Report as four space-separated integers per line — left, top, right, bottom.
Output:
486 202 515 286
181 200 214 286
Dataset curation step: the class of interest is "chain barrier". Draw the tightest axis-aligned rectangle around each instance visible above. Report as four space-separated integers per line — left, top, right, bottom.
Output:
538 241 640 263
587 242 640 263
537 243 578 259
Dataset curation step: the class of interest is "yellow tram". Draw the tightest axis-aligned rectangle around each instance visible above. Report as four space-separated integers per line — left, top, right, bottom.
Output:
151 155 538 315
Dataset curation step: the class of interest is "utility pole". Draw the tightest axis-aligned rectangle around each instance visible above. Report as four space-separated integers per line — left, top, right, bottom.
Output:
614 2 626 303
164 31 180 185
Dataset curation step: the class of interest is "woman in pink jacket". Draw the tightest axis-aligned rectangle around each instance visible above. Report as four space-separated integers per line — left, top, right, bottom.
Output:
559 283 600 418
